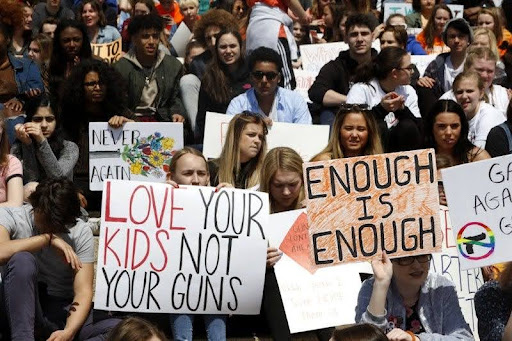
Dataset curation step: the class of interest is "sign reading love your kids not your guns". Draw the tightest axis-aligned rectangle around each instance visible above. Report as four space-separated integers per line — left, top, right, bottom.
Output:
304 149 442 266
94 180 269 314
89 122 184 191
442 154 512 270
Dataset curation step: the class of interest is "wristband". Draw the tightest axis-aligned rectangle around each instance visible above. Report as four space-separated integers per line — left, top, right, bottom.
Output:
406 331 417 341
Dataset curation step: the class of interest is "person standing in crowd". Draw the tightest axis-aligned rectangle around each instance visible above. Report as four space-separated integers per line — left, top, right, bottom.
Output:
417 17 472 116
415 4 452 54
195 29 250 143
311 104 383 161
452 70 504 148
441 47 510 117
78 0 120 44
32 0 75 35
406 0 438 29
477 7 512 58
424 99 490 165
166 147 230 341
347 47 421 152
114 14 193 142
227 47 312 124
0 177 121 340
156 0 183 30
308 13 377 126
60 59 134 210
356 251 473 340
209 112 267 188
260 146 334 341
11 95 78 194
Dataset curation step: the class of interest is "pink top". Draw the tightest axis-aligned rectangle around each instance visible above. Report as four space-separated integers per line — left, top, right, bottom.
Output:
0 155 22 203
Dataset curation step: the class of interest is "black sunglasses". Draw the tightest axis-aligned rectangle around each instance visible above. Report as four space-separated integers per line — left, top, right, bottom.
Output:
251 71 279 81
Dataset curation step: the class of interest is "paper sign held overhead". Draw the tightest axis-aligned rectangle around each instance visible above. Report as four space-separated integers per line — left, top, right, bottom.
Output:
304 149 442 266
442 154 512 270
88 122 183 191
94 180 269 314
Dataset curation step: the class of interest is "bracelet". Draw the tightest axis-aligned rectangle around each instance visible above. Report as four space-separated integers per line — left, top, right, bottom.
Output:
405 331 417 341
48 233 53 247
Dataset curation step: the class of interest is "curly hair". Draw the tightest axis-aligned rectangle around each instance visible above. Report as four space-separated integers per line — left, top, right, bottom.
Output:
60 59 128 141
76 0 107 28
0 0 25 38
193 9 238 47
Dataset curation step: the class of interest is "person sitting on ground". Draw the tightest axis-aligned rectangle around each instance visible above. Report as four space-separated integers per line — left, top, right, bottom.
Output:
107 317 168 341
227 47 311 125
415 4 452 55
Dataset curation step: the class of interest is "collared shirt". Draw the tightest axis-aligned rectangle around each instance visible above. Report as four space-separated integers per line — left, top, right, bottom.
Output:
226 87 312 124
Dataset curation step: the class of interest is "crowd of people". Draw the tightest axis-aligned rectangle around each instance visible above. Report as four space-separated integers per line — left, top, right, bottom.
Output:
0 0 512 339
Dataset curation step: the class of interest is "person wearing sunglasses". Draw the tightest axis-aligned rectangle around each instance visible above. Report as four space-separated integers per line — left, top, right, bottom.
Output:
226 47 311 125
355 251 473 341
346 46 422 152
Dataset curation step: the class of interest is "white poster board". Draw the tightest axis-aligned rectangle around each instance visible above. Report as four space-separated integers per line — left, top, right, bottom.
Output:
202 112 329 161
266 209 372 333
384 3 463 22
411 54 438 77
430 206 483 339
88 122 183 191
300 42 347 73
94 180 268 314
294 69 317 103
170 23 193 58
442 155 512 270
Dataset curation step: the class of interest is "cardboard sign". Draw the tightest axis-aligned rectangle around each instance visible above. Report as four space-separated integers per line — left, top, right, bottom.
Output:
384 3 463 22
94 180 268 314
88 122 184 191
430 206 482 339
304 149 442 266
294 69 317 103
442 154 512 270
266 209 372 333
91 38 122 64
202 112 329 161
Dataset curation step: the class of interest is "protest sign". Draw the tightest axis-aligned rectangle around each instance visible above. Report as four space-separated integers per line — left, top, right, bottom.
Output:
294 69 317 103
266 209 371 333
91 38 122 64
170 23 193 58
88 122 183 191
430 206 482 339
94 180 268 314
442 154 512 270
304 149 442 266
300 42 347 73
411 55 437 77
202 112 329 161
384 3 462 22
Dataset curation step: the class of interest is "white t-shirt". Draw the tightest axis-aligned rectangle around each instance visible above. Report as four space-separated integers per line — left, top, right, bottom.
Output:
440 85 509 119
443 56 464 93
467 102 505 148
346 78 420 129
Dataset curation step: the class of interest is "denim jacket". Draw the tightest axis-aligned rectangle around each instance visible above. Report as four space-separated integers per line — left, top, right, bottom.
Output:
9 53 44 99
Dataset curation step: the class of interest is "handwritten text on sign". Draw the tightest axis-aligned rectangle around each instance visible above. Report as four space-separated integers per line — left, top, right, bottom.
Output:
304 149 441 265
94 180 268 314
88 122 183 191
430 206 482 338
91 38 122 64
442 154 512 270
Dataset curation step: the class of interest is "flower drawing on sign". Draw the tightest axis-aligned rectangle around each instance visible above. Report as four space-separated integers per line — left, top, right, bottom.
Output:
121 132 176 177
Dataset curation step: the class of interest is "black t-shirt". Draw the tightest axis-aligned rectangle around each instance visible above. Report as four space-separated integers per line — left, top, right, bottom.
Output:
485 121 512 157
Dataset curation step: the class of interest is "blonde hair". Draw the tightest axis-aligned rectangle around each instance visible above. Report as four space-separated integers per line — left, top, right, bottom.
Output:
472 27 499 60
259 147 304 213
215 112 267 188
168 146 208 177
465 46 498 71
180 0 199 9
500 262 512 292
107 317 167 341
311 106 383 161
453 70 485 93
478 8 503 43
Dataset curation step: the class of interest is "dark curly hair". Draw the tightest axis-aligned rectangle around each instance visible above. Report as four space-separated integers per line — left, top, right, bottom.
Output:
248 46 283 71
424 99 474 164
127 13 164 36
0 0 25 39
29 177 81 233
60 59 128 141
193 9 238 47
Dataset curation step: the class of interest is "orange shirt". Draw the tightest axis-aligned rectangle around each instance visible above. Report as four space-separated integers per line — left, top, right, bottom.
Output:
416 30 450 55
156 2 183 29
498 28 512 57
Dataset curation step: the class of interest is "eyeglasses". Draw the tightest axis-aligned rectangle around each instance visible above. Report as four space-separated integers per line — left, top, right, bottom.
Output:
83 80 104 88
392 254 432 266
251 71 279 81
396 65 415 72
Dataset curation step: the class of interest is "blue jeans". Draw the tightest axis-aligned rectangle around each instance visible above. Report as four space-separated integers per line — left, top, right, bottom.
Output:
170 314 226 341
320 109 336 134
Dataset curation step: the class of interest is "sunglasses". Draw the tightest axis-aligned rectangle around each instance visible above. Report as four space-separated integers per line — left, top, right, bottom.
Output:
391 254 432 266
251 71 279 81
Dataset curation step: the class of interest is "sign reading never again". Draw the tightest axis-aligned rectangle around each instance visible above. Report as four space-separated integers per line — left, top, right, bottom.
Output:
94 180 268 314
304 149 442 265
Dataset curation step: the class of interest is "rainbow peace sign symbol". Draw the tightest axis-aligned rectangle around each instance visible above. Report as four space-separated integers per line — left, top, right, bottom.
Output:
457 222 495 260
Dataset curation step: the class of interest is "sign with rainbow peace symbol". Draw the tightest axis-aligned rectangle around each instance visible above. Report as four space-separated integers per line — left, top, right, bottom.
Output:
442 154 512 270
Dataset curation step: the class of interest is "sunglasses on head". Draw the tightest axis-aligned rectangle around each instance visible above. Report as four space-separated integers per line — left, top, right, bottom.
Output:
251 71 279 81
